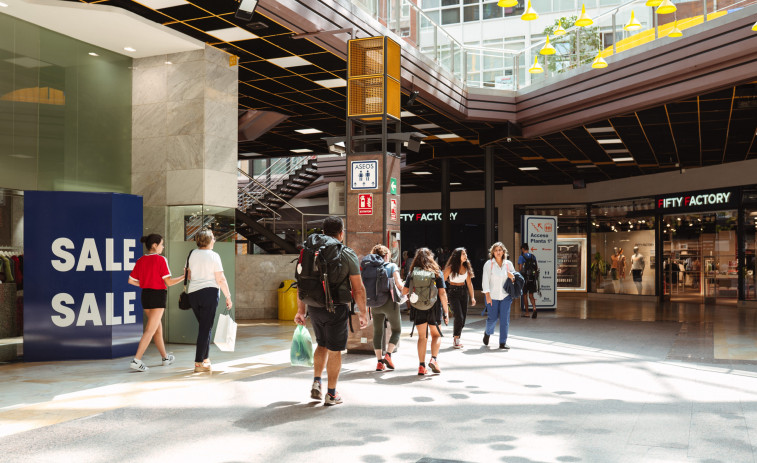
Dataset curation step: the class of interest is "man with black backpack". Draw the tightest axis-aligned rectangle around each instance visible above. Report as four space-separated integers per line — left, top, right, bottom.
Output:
518 243 539 319
294 216 368 406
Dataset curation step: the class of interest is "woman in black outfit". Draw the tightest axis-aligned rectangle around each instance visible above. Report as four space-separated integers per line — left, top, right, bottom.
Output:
443 248 476 349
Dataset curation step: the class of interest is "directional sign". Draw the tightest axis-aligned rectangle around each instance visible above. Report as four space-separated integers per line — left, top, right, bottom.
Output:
358 193 373 215
522 215 557 309
351 160 378 190
390 177 397 195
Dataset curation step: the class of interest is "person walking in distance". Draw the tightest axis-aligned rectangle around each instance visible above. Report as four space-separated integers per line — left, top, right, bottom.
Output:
518 243 539 319
443 247 476 348
127 234 185 372
186 229 233 373
366 244 403 372
294 217 368 406
402 248 449 375
482 242 516 349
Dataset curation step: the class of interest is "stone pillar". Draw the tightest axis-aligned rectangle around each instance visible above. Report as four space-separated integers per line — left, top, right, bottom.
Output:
131 44 238 235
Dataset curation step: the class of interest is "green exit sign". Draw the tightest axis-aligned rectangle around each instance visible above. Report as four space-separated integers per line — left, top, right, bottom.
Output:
390 177 397 195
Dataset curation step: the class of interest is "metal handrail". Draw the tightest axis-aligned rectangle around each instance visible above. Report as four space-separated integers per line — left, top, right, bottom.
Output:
248 156 315 197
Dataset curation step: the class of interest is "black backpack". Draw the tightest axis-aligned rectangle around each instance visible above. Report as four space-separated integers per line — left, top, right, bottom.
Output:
295 234 351 312
522 253 539 282
360 254 391 308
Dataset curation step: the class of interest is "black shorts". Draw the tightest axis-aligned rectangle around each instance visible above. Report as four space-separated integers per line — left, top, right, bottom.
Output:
632 269 643 282
411 304 442 326
308 304 349 351
523 280 538 294
141 288 167 309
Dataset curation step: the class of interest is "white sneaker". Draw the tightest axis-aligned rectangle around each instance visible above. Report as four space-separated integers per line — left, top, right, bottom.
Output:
130 358 148 372
162 354 175 366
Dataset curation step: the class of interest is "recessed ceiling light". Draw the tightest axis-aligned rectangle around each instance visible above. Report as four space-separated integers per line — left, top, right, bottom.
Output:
413 123 439 129
403 184 418 187
586 127 615 133
124 46 136 52
295 128 322 134
140 0 187 8
519 167 539 171
207 27 258 42
314 78 347 88
290 148 313 153
0 2 8 6
450 182 462 185
612 157 634 162
268 56 312 68
412 171 433 175
604 149 629 154
576 164 597 168
495 180 509 183
435 133 461 139
88 52 99 57
464 170 484 173
597 138 623 144
165 61 173 65
400 111 416 118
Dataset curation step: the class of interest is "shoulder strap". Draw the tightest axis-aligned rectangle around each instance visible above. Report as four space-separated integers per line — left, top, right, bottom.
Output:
183 249 195 290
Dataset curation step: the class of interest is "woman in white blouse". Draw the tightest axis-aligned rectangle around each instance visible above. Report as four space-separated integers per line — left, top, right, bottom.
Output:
481 242 515 350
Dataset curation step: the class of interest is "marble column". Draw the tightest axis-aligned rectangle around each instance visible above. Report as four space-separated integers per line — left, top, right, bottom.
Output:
131 44 238 235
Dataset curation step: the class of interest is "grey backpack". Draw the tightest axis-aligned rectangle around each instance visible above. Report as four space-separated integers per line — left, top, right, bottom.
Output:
408 269 438 310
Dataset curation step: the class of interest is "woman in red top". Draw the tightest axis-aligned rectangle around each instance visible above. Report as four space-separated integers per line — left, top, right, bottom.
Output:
127 234 185 372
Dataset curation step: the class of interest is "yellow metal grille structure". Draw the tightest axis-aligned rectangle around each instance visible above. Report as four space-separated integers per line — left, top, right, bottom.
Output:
347 36 401 121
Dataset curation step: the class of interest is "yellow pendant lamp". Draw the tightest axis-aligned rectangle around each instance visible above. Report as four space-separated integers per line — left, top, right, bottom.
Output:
521 0 539 21
752 20 757 31
575 4 593 26
668 21 683 37
554 19 567 35
498 0 518 7
540 36 556 55
624 11 642 31
591 52 608 69
656 0 677 14
528 56 544 73
645 0 662 6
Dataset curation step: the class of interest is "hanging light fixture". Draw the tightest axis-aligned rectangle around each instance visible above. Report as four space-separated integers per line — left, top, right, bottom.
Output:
624 11 642 31
575 4 594 27
645 0 662 5
656 0 677 14
540 36 556 55
554 19 567 35
528 56 544 73
752 20 757 31
668 20 683 37
591 52 608 68
521 0 539 21
498 0 518 7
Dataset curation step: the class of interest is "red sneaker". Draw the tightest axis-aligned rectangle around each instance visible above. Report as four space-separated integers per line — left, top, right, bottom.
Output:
383 354 395 370
428 358 441 374
376 361 386 371
418 365 428 375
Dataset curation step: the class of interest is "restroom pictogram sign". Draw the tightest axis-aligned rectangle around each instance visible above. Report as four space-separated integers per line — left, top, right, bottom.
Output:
358 194 373 215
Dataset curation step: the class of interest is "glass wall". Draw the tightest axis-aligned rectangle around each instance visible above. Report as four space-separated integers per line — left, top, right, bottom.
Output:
743 188 757 301
0 13 132 193
590 198 656 295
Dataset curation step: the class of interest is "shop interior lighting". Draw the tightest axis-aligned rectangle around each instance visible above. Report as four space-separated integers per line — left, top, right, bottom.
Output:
295 128 322 134
521 0 538 20
656 0 677 14
624 11 642 31
268 56 311 68
313 78 346 88
450 182 462 185
597 138 623 144
575 4 594 26
412 171 433 175
290 149 313 153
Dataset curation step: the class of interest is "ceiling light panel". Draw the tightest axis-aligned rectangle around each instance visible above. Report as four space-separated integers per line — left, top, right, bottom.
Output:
268 56 312 68
519 167 539 171
435 133 461 139
314 78 346 88
412 171 433 175
586 127 616 133
295 128 322 134
207 27 258 42
139 0 187 8
612 157 634 162
400 111 416 118
604 149 629 154
576 164 597 168
465 170 484 173
413 123 440 129
290 149 313 153
597 138 623 144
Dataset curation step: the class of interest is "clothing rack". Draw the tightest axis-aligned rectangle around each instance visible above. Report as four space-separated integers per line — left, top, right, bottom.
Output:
0 246 23 251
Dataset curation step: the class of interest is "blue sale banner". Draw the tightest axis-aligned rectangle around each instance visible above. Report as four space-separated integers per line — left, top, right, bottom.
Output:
24 192 143 361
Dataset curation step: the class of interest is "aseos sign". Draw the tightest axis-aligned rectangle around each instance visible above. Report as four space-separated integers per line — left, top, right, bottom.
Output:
24 192 143 361
656 188 737 212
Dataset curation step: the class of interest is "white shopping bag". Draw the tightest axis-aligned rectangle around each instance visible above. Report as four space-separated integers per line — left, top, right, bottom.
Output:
213 313 237 352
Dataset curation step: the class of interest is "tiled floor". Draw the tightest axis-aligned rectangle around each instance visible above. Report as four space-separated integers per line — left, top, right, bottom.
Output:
2 296 757 462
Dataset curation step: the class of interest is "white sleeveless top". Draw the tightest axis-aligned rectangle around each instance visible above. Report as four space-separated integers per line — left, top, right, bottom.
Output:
449 271 468 284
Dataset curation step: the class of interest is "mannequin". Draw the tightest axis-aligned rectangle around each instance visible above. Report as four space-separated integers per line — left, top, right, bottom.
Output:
630 246 645 294
610 247 620 293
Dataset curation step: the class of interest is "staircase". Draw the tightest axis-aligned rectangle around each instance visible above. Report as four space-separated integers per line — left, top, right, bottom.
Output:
236 156 318 254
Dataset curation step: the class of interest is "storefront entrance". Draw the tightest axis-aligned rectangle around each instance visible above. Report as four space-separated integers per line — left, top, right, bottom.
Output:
662 211 738 304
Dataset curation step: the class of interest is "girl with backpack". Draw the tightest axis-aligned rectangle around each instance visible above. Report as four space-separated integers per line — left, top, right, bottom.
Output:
443 248 476 349
481 242 516 350
369 245 404 372
402 248 449 375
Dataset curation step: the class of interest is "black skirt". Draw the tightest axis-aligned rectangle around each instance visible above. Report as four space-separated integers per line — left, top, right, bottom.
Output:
141 288 168 309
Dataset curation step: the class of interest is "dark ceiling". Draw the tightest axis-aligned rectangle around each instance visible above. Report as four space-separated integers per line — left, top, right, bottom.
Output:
65 0 757 193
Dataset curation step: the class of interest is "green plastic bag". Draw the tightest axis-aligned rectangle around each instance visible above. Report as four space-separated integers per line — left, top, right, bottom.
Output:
290 325 314 367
